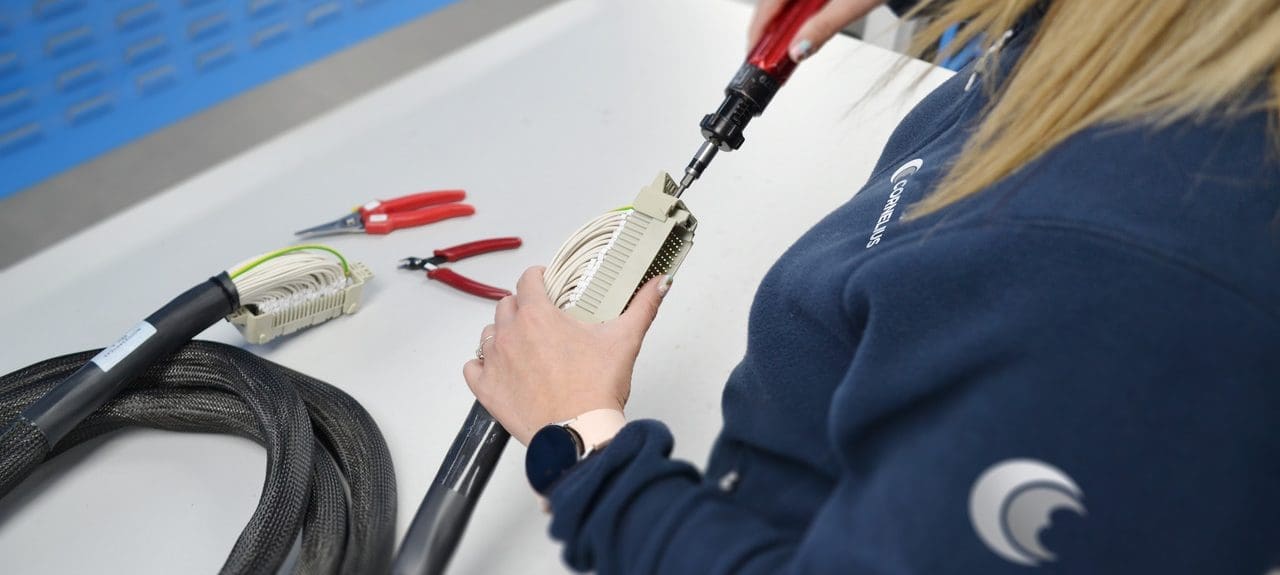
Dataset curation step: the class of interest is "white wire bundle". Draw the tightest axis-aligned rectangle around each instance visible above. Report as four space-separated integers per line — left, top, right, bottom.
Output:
543 209 632 309
230 252 350 314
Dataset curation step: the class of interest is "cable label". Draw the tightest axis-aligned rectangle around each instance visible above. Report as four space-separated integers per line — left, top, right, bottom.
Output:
90 321 157 373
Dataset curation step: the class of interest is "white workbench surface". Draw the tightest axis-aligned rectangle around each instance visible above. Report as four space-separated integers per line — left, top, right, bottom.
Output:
0 1 949 573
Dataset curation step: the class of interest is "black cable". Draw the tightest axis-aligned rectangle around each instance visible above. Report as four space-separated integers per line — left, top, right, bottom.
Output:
20 274 241 446
0 341 398 574
392 402 508 575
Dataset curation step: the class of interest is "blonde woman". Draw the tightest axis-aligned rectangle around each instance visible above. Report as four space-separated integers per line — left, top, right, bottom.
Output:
464 1 1280 572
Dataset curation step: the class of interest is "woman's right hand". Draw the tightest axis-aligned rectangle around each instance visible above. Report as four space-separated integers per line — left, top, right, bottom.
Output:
748 0 886 62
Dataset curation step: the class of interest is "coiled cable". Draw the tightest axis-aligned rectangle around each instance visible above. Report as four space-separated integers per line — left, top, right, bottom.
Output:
0 341 397 574
0 245 393 574
231 245 354 314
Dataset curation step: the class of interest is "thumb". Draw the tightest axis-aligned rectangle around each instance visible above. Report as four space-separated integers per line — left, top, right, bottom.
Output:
617 275 671 333
788 0 882 62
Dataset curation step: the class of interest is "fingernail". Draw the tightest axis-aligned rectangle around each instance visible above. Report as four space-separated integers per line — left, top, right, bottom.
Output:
789 39 812 62
657 275 673 298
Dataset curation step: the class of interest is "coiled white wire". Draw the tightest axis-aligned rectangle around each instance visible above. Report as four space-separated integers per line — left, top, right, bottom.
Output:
543 209 631 309
229 251 350 314
226 210 628 317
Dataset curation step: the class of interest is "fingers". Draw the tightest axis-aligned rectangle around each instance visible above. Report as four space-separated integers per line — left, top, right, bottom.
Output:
463 359 484 392
748 0 789 49
617 275 670 335
465 324 498 412
788 0 882 62
476 324 497 364
515 266 552 308
494 295 517 326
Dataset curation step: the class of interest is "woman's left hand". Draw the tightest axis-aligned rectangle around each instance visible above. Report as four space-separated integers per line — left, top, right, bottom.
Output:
463 266 670 445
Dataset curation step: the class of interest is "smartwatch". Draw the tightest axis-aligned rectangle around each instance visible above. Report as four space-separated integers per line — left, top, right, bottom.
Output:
525 409 625 496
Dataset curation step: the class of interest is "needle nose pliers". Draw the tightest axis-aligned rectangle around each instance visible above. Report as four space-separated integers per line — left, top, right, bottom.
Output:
400 237 523 300
295 190 474 237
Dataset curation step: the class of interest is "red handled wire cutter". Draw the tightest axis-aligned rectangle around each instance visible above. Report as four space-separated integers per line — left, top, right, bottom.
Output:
295 190 474 237
399 237 523 300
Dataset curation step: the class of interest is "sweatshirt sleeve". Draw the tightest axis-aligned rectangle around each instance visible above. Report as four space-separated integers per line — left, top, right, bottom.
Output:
549 420 797 574
546 221 1280 574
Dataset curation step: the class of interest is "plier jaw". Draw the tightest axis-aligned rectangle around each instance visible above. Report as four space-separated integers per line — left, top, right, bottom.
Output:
401 237 523 300
295 212 366 238
398 256 447 271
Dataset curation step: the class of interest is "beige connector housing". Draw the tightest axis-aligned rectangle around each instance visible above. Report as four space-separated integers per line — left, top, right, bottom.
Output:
227 262 373 344
566 172 697 322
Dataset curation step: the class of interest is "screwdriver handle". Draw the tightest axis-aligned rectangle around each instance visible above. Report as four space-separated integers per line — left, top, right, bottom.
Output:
699 0 829 153
684 0 828 194
748 0 828 85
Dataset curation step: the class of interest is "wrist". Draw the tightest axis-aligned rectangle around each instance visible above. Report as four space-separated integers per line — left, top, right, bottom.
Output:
526 408 626 496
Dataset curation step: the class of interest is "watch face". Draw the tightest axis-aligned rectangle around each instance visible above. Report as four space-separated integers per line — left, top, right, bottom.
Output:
526 425 581 495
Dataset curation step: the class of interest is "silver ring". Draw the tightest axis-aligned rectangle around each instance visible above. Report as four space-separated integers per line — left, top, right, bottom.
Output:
475 335 495 361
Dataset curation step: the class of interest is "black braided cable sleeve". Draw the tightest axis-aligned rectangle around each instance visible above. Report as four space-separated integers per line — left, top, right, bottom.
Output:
0 341 397 575
0 418 49 498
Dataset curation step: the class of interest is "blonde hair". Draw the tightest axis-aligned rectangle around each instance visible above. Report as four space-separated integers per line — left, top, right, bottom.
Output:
901 0 1280 217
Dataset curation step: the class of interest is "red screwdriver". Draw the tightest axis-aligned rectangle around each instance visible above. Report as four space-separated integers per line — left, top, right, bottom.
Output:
676 0 828 196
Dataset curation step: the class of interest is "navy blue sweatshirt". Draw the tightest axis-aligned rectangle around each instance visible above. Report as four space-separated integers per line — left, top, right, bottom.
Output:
544 21 1280 575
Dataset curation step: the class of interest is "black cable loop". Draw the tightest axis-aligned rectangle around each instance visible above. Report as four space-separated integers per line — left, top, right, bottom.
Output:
0 341 397 575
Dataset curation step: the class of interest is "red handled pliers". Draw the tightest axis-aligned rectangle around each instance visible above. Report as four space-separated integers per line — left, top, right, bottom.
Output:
399 237 523 300
295 190 474 237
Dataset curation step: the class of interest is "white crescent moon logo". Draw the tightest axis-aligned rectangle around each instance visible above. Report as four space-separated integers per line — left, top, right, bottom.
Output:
969 459 1086 566
890 159 925 184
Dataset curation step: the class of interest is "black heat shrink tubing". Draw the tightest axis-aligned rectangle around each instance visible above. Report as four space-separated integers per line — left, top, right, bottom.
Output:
392 401 510 575
8 273 238 450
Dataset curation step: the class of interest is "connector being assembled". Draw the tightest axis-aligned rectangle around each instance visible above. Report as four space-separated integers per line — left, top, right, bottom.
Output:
548 172 697 323
397 173 698 575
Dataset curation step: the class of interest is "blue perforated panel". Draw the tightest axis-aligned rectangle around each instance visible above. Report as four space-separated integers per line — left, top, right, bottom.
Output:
0 0 455 199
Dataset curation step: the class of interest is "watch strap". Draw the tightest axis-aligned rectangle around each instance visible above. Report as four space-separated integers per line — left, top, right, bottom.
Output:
562 408 626 457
